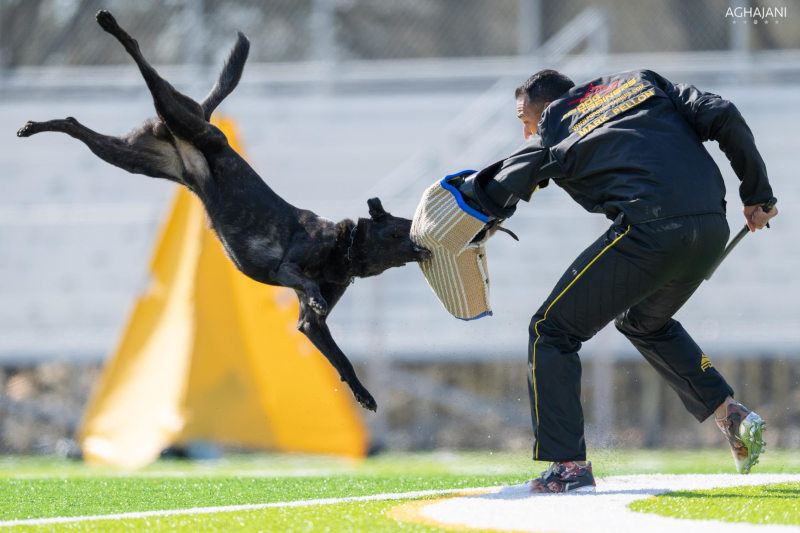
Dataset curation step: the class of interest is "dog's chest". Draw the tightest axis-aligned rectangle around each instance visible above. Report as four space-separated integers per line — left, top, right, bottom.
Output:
242 234 285 266
212 225 286 279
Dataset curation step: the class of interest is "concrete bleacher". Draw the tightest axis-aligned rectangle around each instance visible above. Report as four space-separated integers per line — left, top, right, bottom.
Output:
1 58 798 364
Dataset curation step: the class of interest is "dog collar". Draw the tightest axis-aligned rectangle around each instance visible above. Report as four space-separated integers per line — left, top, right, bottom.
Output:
345 224 358 262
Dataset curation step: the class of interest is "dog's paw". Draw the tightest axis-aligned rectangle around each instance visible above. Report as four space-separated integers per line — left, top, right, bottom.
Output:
309 296 329 316
354 389 377 412
347 380 377 411
16 121 37 137
95 10 119 32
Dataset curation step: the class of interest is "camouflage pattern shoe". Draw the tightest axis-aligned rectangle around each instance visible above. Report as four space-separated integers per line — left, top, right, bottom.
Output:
528 461 596 494
715 401 766 474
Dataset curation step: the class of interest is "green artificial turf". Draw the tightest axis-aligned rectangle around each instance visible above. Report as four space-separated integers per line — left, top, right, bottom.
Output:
8 500 469 533
0 473 518 522
629 481 800 526
1 449 799 532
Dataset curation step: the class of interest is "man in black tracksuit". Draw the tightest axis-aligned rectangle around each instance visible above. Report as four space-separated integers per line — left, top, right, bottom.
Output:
458 69 778 493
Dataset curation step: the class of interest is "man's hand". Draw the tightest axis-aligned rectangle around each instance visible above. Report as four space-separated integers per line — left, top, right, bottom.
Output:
743 203 778 232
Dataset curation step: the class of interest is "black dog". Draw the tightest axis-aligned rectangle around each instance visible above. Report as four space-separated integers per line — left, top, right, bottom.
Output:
17 10 430 411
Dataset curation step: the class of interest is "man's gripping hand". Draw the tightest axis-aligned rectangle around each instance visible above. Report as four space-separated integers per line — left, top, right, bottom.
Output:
455 174 518 221
743 202 778 232
453 175 520 243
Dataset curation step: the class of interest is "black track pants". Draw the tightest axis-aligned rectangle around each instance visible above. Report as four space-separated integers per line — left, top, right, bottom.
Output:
527 214 734 462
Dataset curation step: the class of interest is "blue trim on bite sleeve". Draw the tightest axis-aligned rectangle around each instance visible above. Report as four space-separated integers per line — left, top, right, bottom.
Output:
440 170 490 224
457 310 493 321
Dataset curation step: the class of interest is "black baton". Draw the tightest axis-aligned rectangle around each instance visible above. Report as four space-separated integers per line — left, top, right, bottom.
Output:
705 197 777 280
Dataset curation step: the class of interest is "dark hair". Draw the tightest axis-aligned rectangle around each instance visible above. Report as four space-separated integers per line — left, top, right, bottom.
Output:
515 69 574 106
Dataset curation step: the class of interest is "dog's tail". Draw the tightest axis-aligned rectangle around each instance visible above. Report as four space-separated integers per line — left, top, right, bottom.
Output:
201 32 250 120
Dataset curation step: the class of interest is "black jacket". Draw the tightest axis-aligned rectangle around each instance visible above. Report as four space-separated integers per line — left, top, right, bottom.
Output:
473 69 773 225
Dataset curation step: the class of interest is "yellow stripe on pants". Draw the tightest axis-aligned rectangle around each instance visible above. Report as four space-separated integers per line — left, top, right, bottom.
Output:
531 226 631 459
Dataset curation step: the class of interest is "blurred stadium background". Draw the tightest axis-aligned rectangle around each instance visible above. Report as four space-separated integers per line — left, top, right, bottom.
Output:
1 0 798 459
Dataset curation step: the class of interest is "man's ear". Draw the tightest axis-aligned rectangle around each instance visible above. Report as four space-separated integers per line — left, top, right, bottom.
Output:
537 101 552 119
368 197 387 221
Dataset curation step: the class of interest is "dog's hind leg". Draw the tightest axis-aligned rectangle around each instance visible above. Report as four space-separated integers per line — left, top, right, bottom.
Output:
95 10 225 152
17 117 183 183
297 302 377 411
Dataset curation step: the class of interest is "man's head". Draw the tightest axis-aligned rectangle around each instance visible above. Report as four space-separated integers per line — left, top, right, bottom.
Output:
515 69 574 138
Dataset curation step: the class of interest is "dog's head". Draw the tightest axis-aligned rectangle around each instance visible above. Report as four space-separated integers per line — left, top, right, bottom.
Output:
352 198 430 277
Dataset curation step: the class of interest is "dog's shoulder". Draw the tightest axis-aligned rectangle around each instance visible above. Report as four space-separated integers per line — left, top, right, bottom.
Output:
314 218 358 284
331 217 358 254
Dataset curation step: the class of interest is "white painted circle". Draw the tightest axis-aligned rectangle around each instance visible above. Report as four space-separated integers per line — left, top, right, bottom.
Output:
415 474 800 532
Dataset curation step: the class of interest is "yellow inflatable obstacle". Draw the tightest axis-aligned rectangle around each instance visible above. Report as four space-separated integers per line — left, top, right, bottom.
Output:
79 117 367 468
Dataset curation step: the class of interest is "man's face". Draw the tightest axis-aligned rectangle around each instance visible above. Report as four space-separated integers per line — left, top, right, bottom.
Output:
516 94 546 139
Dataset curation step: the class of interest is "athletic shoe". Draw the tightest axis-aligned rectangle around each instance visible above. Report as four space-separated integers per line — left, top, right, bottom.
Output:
715 401 766 474
528 461 596 494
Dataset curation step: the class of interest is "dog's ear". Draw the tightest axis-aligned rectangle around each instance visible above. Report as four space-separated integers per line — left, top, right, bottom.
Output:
368 197 388 221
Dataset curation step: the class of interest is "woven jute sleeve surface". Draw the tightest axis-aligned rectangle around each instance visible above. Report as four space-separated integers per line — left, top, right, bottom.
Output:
411 181 492 320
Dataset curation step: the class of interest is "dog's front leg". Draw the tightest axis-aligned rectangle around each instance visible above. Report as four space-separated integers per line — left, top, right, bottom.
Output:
274 262 328 315
17 117 181 182
297 304 377 411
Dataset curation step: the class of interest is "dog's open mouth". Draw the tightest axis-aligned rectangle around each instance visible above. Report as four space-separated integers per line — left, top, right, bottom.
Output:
413 244 432 261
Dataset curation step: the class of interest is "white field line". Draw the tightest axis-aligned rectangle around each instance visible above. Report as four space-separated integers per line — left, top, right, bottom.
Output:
413 474 800 533
0 486 496 528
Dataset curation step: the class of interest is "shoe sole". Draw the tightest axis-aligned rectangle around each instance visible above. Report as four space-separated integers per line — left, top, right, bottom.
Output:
738 411 766 474
569 484 597 493
528 482 597 494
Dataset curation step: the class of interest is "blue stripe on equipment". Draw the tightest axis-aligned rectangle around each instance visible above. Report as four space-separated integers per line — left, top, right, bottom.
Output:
457 310 494 321
440 170 490 224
